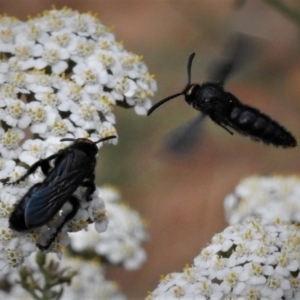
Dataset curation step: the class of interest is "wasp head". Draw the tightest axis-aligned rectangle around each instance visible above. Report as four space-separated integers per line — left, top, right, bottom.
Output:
61 136 116 156
73 138 99 155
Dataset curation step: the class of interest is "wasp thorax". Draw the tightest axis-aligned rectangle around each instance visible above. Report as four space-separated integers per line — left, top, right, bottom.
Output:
189 83 223 112
199 84 223 101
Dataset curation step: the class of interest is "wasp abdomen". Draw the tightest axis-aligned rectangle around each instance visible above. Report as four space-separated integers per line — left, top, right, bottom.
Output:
229 105 296 147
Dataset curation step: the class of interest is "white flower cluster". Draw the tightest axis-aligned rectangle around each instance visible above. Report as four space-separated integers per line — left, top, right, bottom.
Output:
59 257 127 300
224 175 300 225
147 218 300 300
0 8 155 271
0 253 126 300
69 186 148 270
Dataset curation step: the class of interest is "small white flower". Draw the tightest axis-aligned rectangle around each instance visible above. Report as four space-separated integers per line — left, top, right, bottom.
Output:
111 77 137 100
131 90 153 115
26 71 54 93
97 122 118 143
0 99 31 128
87 193 108 232
261 275 290 299
0 28 15 53
72 61 108 93
6 166 34 196
0 128 24 159
56 81 89 110
12 40 43 61
7 72 29 93
50 30 78 51
221 267 246 295
69 36 95 63
26 102 58 134
21 23 44 42
0 84 18 106
19 139 47 165
137 71 157 93
120 53 142 78
67 208 90 232
0 159 16 180
46 119 75 138
69 102 100 130
35 42 69 74
92 92 116 123
242 262 273 285
34 92 61 108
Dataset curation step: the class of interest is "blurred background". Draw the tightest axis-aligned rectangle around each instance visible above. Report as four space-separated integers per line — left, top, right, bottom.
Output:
2 0 300 298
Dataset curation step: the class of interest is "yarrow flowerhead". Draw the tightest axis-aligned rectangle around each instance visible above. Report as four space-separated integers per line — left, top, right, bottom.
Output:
224 175 300 225
0 8 155 271
0 252 126 300
147 218 300 300
69 186 148 270
60 257 126 300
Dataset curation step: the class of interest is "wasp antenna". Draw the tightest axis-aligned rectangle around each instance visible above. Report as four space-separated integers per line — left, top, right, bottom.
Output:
94 135 117 144
187 53 195 86
147 92 185 116
147 54 195 116
60 138 76 142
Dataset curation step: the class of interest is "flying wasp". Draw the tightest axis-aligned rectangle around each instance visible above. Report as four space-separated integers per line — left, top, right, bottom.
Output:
148 38 296 148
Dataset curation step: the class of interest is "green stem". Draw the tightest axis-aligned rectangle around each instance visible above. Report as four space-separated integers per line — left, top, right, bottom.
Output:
20 274 41 300
265 0 300 27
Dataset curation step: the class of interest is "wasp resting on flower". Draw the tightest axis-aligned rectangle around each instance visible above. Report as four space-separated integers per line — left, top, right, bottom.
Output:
0 7 156 272
8 136 116 250
148 37 296 148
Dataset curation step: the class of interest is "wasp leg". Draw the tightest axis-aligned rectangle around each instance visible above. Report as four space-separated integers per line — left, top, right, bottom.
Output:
210 115 234 135
218 123 234 135
37 196 80 250
6 153 61 185
81 174 96 202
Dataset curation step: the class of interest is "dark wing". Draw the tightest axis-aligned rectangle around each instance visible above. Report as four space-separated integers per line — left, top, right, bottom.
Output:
24 150 93 228
163 114 205 156
209 33 255 85
24 169 86 228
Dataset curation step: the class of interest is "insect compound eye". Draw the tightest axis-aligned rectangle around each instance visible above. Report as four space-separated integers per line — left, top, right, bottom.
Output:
185 84 200 105
186 87 193 96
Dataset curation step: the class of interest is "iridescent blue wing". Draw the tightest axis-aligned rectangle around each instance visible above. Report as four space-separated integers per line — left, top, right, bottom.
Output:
24 169 86 228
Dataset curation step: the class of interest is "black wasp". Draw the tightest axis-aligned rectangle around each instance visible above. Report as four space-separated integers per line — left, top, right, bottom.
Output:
148 41 297 148
8 135 116 249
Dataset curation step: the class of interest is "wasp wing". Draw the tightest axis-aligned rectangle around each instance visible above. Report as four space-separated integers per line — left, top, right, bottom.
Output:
24 170 86 228
24 150 92 228
164 114 205 156
209 33 255 85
